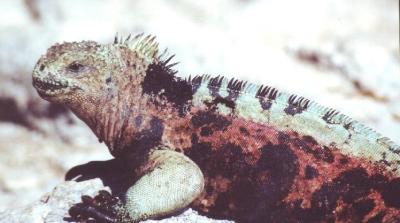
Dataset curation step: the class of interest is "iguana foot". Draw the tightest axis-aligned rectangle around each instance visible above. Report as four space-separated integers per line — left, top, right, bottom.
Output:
69 190 130 223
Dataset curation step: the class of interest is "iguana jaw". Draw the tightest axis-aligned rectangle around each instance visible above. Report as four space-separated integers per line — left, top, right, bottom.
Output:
32 75 82 97
32 59 83 98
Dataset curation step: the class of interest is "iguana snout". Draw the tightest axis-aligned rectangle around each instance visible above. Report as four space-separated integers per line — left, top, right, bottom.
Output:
32 41 109 103
32 59 81 98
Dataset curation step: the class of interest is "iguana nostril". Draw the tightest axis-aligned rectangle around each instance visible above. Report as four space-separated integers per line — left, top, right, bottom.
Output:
39 64 45 71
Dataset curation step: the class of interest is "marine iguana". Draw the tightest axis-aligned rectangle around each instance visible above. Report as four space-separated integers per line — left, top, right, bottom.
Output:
32 34 400 222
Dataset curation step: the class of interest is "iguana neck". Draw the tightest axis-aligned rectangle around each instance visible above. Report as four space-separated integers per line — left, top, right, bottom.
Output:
70 85 144 157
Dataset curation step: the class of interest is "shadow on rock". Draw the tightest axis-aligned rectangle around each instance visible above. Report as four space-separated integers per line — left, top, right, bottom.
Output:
66 158 137 195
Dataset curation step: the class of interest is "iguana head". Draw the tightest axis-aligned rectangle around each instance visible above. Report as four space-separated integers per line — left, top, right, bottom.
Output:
32 34 159 105
33 41 102 103
32 34 177 155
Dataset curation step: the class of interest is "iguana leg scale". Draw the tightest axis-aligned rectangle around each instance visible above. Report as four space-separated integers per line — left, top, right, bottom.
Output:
123 149 204 221
69 149 204 222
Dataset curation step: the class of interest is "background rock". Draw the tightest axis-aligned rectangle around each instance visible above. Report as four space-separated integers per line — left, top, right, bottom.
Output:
0 0 398 222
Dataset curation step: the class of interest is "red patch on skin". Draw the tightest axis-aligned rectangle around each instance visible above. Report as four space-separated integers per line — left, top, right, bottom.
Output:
197 117 280 161
159 108 400 221
276 129 400 220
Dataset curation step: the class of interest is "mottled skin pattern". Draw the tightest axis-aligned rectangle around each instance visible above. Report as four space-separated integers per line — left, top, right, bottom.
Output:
32 34 400 223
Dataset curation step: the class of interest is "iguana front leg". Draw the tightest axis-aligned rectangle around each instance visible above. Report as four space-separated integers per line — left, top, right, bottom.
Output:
69 149 204 222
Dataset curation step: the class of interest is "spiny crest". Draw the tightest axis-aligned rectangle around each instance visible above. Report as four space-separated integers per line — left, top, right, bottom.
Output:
189 74 280 98
322 109 341 124
113 33 160 63
227 79 247 92
287 95 311 110
208 75 225 88
187 74 400 153
256 85 279 100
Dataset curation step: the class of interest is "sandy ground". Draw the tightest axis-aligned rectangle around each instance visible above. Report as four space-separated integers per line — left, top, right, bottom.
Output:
0 0 398 221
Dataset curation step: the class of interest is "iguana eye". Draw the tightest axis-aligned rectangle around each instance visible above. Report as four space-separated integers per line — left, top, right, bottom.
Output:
67 62 85 73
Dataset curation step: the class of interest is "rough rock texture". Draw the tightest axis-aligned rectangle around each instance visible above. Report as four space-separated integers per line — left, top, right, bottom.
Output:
0 179 232 223
0 0 398 222
0 180 106 223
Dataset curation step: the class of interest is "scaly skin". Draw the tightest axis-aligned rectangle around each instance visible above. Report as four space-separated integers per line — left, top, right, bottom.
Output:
32 34 400 223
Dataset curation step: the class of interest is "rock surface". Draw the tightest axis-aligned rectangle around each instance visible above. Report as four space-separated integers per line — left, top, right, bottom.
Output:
0 179 232 223
0 0 398 222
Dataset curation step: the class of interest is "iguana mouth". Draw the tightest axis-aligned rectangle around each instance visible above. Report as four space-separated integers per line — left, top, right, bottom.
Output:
33 78 70 96
34 78 67 90
33 78 68 90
